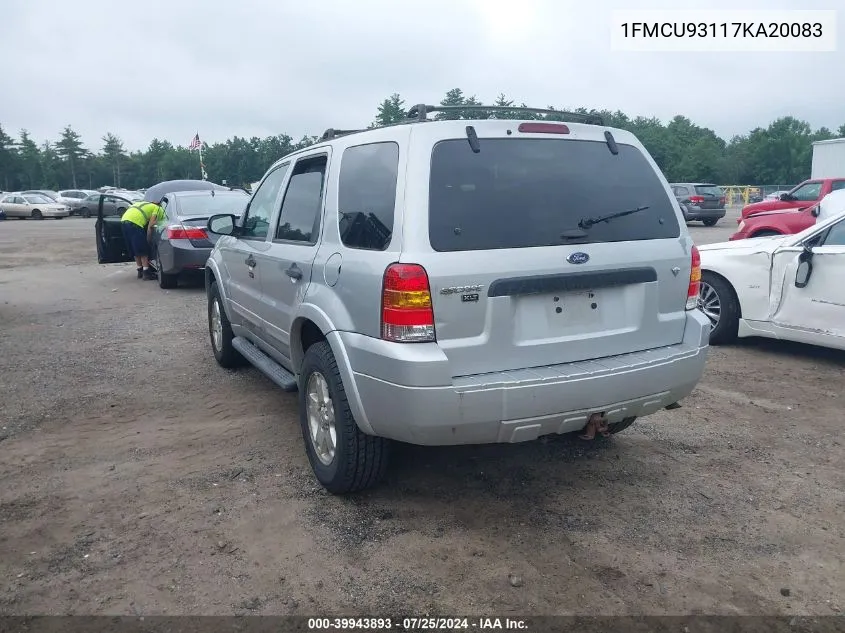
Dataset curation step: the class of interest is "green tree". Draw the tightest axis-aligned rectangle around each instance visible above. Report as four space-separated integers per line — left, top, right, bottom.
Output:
55 125 86 188
373 93 406 127
436 88 466 120
39 141 60 189
0 124 17 191
102 133 126 187
17 130 42 189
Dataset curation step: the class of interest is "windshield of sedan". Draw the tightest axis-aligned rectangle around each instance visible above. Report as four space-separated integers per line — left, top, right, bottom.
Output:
24 195 54 204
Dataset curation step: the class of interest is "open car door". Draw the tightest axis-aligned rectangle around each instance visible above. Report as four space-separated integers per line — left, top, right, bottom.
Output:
95 194 134 264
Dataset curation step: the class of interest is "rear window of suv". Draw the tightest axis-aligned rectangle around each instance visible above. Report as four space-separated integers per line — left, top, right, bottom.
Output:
694 185 722 196
428 138 680 252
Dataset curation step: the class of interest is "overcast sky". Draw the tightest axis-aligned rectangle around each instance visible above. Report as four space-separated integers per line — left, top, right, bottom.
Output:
1 0 841 152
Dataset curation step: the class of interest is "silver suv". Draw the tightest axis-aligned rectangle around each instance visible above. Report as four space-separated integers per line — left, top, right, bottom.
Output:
204 104 710 494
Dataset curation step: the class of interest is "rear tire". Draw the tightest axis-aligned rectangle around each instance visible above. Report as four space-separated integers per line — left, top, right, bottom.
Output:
208 281 242 368
699 271 740 344
702 218 719 226
159 271 178 289
299 341 390 494
31 209 43 220
81 207 91 218
116 207 126 214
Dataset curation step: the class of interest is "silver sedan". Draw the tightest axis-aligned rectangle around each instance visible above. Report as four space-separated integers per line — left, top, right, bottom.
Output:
0 193 70 219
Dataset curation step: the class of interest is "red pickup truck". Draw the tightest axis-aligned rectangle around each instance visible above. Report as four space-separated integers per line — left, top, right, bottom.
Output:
739 178 845 222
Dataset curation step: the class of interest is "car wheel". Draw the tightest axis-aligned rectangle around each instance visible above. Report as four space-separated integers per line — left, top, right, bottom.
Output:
116 207 126 215
751 230 780 238
702 218 719 227
31 209 43 220
81 208 91 218
699 271 739 344
208 281 242 368
299 341 390 494
159 271 178 289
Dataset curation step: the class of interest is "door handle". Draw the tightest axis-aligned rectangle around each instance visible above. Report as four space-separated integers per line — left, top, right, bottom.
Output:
284 263 302 280
245 255 256 267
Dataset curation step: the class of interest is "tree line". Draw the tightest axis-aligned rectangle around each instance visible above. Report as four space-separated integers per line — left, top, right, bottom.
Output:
1 89 843 193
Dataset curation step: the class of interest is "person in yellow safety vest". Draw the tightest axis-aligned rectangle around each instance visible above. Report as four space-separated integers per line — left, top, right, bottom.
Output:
121 200 166 280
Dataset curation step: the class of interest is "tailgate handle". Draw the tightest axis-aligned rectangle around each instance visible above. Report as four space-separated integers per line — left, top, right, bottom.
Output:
284 263 302 280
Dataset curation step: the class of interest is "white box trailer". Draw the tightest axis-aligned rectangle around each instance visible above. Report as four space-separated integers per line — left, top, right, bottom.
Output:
811 137 845 178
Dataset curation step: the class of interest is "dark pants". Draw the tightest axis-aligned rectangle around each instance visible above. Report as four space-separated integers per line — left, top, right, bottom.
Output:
121 221 149 258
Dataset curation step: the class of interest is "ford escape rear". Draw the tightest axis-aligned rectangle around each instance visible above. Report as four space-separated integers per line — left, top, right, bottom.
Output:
204 104 710 494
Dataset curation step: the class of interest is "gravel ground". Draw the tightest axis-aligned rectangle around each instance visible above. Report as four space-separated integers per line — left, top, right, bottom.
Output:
1 213 843 617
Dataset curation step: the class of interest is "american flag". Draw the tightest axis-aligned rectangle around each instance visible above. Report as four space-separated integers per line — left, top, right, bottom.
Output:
188 133 201 150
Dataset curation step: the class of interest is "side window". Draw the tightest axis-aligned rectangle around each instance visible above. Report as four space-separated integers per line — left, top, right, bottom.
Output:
274 155 327 244
677 186 690 197
338 142 399 250
830 180 845 192
242 163 289 240
791 182 822 201
821 219 845 246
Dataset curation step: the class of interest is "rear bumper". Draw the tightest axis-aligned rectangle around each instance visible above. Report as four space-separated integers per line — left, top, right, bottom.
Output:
335 310 710 446
159 240 211 274
683 206 725 220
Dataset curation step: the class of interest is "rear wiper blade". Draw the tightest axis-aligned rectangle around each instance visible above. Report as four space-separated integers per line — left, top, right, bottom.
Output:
578 206 650 230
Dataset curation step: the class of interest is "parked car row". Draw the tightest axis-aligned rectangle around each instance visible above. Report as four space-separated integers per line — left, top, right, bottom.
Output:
699 191 845 351
733 177 845 239
0 192 70 219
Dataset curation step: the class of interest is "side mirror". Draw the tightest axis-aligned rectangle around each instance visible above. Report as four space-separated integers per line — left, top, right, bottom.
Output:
810 206 820 217
795 248 814 288
207 213 237 236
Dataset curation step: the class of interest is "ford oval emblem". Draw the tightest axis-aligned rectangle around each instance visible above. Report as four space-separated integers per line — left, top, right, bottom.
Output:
567 252 590 265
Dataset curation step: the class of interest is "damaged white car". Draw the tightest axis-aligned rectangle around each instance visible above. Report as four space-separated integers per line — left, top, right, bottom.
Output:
698 199 845 351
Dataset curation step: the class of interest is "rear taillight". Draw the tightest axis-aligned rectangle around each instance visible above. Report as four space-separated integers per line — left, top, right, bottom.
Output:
688 195 705 204
381 263 435 343
166 225 208 240
686 245 701 310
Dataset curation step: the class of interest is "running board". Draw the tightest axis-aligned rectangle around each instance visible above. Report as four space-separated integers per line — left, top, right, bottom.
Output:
232 336 298 392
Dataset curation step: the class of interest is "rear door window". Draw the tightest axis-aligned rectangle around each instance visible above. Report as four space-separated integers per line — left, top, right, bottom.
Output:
338 142 398 250
428 138 679 252
694 185 721 196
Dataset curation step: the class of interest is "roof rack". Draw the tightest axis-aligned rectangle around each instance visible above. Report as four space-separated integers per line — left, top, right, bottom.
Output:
406 104 604 126
319 128 366 142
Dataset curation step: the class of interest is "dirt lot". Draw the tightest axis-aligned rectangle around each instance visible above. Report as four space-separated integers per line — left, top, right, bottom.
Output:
1 212 843 617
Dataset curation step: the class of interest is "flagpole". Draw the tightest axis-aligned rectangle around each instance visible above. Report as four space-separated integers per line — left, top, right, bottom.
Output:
198 140 206 181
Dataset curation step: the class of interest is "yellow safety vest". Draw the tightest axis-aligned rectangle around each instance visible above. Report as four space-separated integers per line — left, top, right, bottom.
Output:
121 202 162 228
